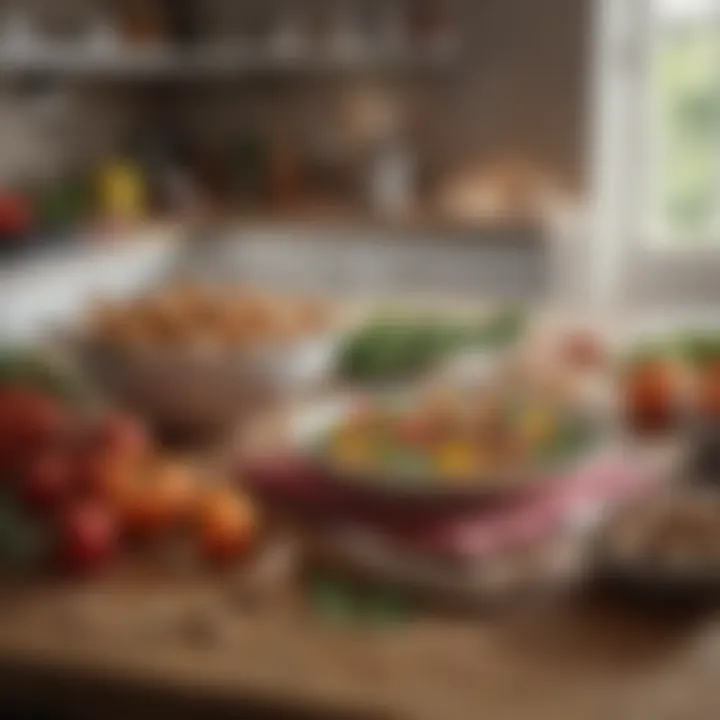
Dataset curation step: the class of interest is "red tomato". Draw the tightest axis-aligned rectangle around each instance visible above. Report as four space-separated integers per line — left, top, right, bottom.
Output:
57 500 118 574
0 387 67 469
0 388 22 465
73 443 138 500
21 449 73 513
89 412 150 464
624 361 679 433
18 391 68 448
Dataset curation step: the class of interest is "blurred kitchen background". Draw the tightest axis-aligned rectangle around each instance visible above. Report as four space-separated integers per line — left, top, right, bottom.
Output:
0 0 716 335
0 4 720 718
0 0 590 336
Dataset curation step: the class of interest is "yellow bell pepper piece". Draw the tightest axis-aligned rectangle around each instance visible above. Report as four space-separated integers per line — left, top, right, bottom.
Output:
435 441 477 479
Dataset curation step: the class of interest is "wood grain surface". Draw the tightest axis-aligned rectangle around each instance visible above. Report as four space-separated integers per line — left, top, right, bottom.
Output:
0 577 717 720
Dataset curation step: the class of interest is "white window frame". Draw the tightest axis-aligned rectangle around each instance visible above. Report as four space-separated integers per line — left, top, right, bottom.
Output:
590 0 720 307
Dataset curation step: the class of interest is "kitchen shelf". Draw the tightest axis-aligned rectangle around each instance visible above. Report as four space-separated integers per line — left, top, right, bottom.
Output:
0 44 458 80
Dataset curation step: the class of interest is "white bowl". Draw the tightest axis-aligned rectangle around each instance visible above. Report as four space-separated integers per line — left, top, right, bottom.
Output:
81 333 339 434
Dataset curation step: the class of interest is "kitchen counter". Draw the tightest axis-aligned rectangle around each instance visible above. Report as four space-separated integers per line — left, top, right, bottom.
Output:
0 579 717 720
0 227 181 343
0 406 708 720
0 239 717 718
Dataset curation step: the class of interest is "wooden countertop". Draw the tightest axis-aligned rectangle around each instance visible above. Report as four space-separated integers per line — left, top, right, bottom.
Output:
0 576 718 720
0 309 711 718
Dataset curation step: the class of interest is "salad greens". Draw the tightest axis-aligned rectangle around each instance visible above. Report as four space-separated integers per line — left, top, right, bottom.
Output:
336 306 526 383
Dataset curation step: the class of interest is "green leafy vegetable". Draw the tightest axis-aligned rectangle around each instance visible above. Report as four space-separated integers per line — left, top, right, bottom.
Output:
337 306 526 383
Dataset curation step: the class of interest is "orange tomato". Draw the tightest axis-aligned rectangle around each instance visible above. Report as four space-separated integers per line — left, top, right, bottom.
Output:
196 488 256 563
121 457 197 537
74 446 139 502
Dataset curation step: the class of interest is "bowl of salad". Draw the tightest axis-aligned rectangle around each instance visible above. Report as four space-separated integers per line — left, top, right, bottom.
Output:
295 382 600 503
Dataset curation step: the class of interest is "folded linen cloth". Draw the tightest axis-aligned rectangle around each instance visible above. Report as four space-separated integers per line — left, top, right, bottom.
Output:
242 447 664 559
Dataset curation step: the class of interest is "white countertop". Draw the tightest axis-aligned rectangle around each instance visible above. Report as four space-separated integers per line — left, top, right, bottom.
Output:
0 227 182 342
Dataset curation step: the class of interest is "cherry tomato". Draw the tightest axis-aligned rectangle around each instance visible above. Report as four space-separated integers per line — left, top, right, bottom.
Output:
121 458 196 537
0 388 69 474
57 499 118 575
89 412 150 464
20 449 73 513
73 445 140 503
0 388 67 457
196 488 255 564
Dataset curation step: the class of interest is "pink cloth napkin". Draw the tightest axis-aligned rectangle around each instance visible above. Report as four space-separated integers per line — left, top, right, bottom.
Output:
242 450 657 558
395 455 655 556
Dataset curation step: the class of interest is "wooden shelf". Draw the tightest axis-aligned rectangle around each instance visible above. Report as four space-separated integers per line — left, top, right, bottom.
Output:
0 44 458 80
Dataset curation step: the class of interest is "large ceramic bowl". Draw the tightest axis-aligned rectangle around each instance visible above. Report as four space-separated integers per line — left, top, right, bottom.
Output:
80 333 338 435
286 393 602 505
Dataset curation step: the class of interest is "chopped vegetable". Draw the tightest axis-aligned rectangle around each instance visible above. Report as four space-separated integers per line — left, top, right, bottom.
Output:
435 440 478 479
319 385 592 488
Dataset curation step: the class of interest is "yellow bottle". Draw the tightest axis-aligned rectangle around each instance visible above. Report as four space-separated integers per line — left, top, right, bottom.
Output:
98 158 147 222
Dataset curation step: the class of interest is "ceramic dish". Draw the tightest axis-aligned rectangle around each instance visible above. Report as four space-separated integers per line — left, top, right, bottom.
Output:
79 333 338 434
592 487 720 610
291 393 601 503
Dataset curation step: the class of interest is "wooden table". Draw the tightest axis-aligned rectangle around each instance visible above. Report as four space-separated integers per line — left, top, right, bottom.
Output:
0 578 718 720
0 400 682 719
0 307 707 719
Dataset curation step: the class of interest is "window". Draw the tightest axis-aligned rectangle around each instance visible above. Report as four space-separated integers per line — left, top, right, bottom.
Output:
590 0 720 305
642 0 720 243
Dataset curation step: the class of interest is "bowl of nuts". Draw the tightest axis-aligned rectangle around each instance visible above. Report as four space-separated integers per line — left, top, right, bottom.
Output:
77 283 338 435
